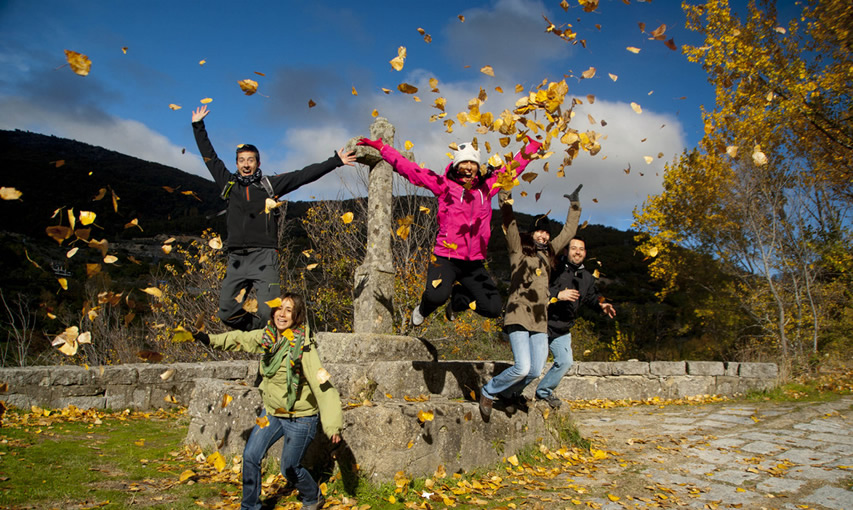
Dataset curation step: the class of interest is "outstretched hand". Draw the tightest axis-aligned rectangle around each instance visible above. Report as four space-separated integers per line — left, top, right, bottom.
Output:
337 148 357 166
356 138 384 151
563 184 583 202
191 105 209 123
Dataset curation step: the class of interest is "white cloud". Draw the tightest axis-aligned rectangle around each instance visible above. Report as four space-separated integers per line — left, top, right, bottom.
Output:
0 96 208 179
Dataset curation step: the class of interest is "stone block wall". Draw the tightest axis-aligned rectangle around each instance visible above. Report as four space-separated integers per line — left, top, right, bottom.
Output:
0 359 778 411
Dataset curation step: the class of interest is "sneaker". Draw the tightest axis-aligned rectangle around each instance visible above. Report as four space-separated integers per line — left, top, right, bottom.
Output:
542 394 562 409
478 393 493 422
411 303 425 326
445 304 457 322
303 495 326 510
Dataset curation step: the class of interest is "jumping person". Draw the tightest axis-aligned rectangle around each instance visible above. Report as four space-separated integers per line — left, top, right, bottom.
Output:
194 293 342 510
479 186 582 421
357 137 542 325
536 235 617 409
192 105 356 330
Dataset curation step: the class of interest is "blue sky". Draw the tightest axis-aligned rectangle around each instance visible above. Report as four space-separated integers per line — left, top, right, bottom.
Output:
0 0 762 230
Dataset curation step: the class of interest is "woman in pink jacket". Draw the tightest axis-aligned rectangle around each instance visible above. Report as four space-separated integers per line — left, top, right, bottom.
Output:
358 137 542 325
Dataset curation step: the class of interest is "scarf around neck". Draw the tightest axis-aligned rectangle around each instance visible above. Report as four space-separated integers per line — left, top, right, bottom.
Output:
260 322 307 411
234 168 264 187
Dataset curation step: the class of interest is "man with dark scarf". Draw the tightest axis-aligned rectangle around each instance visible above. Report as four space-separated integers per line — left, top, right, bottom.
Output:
535 234 617 409
192 105 356 330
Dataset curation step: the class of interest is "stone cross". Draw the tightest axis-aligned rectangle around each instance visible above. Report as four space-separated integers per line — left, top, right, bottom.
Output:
345 117 414 334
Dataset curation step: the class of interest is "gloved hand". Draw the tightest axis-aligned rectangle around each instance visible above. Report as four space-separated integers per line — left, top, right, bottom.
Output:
193 332 210 346
356 138 384 151
564 184 583 202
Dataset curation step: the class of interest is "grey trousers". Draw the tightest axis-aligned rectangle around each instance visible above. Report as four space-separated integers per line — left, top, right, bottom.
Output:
219 247 280 330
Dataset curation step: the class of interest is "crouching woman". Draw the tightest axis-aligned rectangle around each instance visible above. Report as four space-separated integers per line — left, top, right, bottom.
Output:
196 292 341 510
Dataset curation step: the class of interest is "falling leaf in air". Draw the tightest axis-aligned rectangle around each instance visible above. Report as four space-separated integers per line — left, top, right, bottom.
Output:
141 287 163 298
317 368 331 384
521 173 538 184
381 88 391 94
238 79 258 95
64 49 91 76
371 109 378 117
51 159 65 168
649 24 667 40
308 99 316 108
222 394 233 408
0 187 22 200
160 369 175 381
664 38 677 50
626 47 640 53
103 255 118 264
442 241 458 251
168 104 182 110
254 71 266 76
417 410 434 423
79 211 96 226
431 279 442 288
256 416 269 428
726 145 738 158
398 83 418 94
208 236 223 250
631 102 642 114
171 326 193 343
643 156 654 164
66 247 79 258
265 297 282 309
306 263 319 271
458 14 465 22
468 301 476 311
480 65 495 77
419 206 430 214
200 98 213 104
581 67 596 79
351 86 358 96
390 46 406 71
507 455 519 466
404 140 414 151
341 212 354 224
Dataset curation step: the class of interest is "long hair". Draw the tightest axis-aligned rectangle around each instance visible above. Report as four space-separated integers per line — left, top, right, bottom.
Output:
268 292 307 328
519 233 556 271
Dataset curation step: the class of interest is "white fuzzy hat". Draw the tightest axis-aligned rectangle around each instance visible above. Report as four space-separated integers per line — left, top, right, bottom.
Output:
452 142 481 168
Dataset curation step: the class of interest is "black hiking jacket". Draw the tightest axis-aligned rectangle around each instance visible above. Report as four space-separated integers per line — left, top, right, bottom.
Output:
193 120 343 250
547 256 603 338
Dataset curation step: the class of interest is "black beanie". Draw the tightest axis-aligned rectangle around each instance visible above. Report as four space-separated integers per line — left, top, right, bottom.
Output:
530 214 551 236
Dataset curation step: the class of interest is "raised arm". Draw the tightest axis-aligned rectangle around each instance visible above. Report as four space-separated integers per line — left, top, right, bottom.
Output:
499 189 522 255
191 106 232 188
270 148 354 196
550 184 583 254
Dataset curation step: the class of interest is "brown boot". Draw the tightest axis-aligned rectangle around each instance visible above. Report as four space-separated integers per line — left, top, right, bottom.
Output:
478 393 493 422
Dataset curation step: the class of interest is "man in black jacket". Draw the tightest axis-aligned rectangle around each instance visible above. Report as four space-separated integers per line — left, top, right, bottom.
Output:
191 105 356 330
536 236 616 408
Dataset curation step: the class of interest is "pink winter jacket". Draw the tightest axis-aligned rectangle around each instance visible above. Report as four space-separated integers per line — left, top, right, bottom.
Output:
378 141 542 261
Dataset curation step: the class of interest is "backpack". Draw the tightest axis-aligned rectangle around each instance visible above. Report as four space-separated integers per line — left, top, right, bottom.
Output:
209 176 282 221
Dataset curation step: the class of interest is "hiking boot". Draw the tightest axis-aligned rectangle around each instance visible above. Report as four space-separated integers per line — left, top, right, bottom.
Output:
445 304 457 322
478 393 493 422
303 496 326 510
542 394 563 409
411 303 425 326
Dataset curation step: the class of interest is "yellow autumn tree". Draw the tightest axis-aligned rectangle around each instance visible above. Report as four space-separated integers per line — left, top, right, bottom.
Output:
634 0 852 372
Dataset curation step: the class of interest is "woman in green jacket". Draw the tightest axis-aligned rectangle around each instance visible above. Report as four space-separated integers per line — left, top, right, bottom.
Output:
196 292 342 510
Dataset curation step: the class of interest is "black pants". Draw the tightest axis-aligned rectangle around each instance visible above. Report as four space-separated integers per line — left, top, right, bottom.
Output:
419 255 502 319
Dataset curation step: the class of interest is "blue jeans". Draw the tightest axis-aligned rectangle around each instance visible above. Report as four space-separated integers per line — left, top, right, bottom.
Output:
241 411 320 510
482 328 548 400
536 333 573 399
